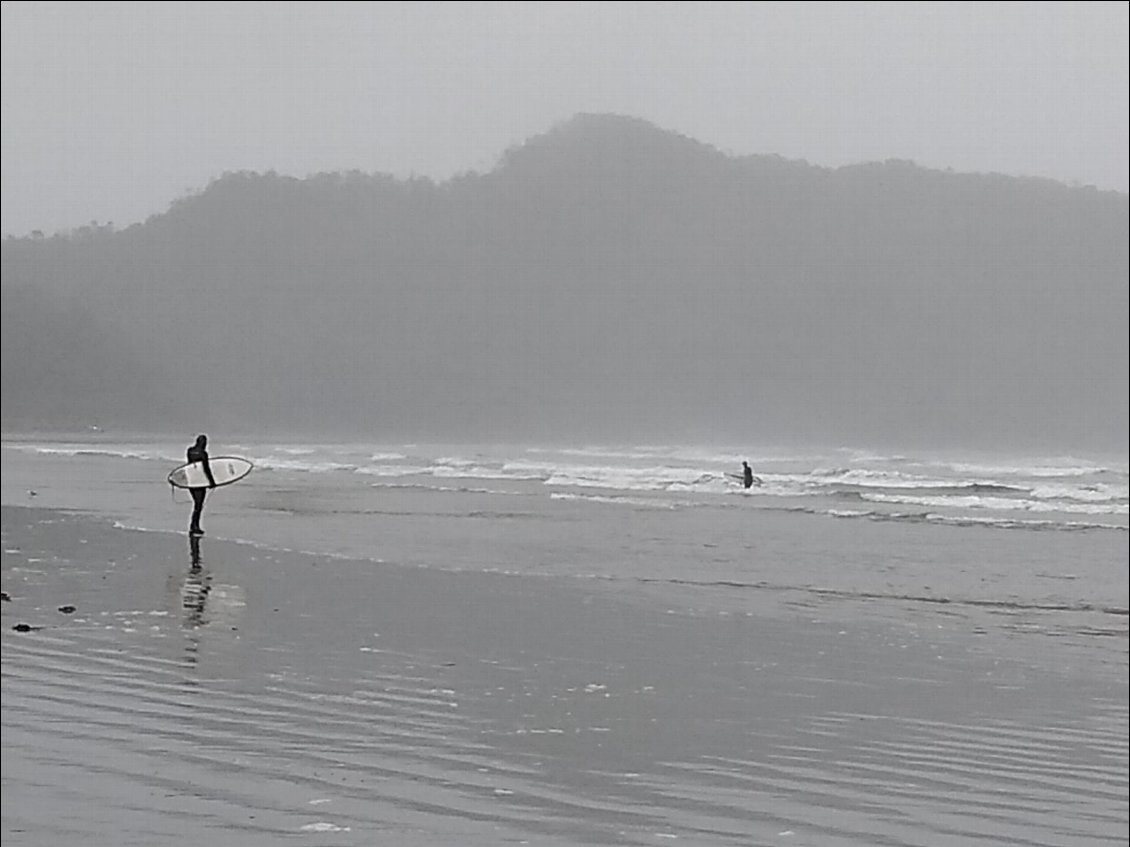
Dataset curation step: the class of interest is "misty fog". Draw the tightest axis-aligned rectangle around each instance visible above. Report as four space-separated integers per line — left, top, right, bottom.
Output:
3 115 1127 452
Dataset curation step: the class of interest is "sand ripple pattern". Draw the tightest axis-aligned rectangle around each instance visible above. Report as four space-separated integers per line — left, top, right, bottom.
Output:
3 506 1127 845
5 602 1126 846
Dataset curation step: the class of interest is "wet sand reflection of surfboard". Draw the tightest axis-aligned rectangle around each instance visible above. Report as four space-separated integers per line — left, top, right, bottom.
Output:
167 456 254 489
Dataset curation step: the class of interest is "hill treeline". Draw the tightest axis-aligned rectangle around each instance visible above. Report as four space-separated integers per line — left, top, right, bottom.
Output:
3 114 1127 449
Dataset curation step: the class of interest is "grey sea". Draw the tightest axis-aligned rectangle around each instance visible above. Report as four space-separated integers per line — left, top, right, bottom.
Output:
2 434 1127 846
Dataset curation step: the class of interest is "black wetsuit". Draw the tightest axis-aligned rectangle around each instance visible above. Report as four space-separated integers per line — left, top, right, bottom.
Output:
743 464 754 489
187 443 215 534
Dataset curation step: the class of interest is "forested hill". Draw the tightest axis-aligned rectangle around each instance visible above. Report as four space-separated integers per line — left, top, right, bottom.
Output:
3 113 1127 450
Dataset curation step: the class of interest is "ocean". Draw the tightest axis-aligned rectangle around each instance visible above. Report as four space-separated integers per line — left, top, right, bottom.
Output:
3 434 1126 624
2 433 1127 845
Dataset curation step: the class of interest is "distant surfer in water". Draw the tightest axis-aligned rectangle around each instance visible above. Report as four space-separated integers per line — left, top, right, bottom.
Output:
742 461 758 490
187 434 216 536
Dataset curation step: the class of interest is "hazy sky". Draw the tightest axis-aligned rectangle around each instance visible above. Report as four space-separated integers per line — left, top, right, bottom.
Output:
2 1 1127 236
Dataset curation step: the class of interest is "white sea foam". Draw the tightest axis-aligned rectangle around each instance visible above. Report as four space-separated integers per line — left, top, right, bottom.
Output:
818 508 1126 532
354 464 436 477
300 822 351 833
9 444 179 462
370 483 522 497
538 463 721 491
808 467 972 489
435 456 477 467
253 456 359 473
550 493 680 509
861 492 1127 516
432 464 542 481
937 459 1126 478
1029 482 1129 503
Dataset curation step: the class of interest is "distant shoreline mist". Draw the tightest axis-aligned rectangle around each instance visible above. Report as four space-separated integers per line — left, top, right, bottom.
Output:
3 115 1127 451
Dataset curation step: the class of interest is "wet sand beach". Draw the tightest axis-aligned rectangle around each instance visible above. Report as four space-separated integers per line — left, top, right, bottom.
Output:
2 504 1126 846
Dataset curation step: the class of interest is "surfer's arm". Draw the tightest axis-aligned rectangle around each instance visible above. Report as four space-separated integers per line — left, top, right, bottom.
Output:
202 455 217 487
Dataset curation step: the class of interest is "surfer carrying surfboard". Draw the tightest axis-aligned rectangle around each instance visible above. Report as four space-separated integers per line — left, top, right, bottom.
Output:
186 434 217 536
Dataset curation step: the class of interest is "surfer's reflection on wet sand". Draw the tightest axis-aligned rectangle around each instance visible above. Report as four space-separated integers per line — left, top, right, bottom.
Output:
181 535 213 667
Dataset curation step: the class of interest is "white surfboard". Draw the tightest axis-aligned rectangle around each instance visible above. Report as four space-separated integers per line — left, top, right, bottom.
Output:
727 472 762 487
168 456 253 489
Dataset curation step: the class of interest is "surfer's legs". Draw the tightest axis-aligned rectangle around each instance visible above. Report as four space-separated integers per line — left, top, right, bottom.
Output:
189 488 207 534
